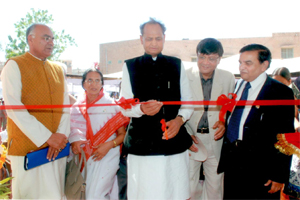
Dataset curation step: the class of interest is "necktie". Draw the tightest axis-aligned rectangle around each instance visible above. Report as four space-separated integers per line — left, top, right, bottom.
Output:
227 82 251 143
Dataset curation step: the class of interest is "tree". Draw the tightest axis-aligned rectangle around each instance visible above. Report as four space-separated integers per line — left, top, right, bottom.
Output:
5 8 77 60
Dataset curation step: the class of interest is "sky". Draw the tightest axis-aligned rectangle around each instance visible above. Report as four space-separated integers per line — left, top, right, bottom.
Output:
0 0 300 69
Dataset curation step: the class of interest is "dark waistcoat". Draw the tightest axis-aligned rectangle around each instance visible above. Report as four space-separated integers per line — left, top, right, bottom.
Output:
124 53 192 156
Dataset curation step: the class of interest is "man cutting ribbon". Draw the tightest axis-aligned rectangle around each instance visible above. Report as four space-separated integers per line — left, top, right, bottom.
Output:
120 18 195 200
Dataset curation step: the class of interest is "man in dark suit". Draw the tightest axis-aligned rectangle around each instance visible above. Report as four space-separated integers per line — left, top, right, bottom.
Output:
218 44 295 199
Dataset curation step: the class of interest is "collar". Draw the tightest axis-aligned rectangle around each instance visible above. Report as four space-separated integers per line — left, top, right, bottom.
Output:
27 52 47 61
200 70 215 81
249 72 267 91
143 52 163 62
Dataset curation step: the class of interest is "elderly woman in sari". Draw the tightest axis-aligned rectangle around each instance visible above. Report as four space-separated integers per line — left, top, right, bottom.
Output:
69 68 129 199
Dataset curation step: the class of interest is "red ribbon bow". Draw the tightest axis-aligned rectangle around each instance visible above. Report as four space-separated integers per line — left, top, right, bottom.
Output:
217 93 237 123
115 97 140 110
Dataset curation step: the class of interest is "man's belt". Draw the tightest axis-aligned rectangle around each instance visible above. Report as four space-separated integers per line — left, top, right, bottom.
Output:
197 127 209 134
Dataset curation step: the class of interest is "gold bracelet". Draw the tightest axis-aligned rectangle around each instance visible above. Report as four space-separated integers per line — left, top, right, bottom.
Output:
113 140 117 148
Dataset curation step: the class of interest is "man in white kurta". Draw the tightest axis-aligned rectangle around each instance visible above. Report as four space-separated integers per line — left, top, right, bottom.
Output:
120 18 196 200
1 24 70 199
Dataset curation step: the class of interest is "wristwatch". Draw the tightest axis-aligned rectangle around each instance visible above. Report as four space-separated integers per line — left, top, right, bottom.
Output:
178 115 185 123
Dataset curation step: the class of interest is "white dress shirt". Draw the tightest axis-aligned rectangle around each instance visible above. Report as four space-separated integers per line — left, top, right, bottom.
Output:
233 72 267 140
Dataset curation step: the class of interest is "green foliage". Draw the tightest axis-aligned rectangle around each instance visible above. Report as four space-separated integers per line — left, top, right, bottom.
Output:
0 177 13 199
5 8 77 60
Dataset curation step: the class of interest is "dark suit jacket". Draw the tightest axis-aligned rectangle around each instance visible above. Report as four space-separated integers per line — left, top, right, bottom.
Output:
218 76 294 198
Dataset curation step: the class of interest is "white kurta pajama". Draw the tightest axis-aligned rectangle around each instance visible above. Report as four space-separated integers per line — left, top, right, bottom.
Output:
1 57 70 199
69 93 122 200
121 60 194 200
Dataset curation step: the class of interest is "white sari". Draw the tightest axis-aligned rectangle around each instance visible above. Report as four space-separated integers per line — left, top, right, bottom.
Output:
69 92 127 199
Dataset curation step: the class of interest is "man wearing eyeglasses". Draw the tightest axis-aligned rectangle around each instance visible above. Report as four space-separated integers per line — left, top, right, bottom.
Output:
185 38 235 200
120 18 195 199
1 23 70 199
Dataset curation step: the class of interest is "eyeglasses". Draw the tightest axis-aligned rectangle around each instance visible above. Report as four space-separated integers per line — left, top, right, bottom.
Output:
198 55 220 63
42 36 55 43
31 34 55 43
85 79 102 85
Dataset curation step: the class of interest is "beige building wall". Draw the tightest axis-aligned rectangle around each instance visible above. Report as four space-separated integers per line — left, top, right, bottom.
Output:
99 32 300 74
59 59 73 74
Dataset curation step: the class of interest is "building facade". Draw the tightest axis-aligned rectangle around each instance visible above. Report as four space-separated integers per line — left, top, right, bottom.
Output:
99 32 300 74
60 59 73 74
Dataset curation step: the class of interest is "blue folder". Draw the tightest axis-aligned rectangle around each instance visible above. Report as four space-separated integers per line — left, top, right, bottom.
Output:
24 142 70 170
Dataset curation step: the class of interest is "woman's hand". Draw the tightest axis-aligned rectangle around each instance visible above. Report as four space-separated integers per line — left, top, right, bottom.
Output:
90 126 126 161
92 141 113 161
71 140 89 154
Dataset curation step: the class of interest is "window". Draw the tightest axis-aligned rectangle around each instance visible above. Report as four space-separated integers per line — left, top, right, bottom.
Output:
281 48 294 59
191 57 197 62
118 60 123 64
107 61 112 64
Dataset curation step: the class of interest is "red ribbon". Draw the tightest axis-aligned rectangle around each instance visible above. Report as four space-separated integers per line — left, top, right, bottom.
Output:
216 93 237 123
2 97 300 110
285 132 300 148
160 119 168 140
115 97 140 110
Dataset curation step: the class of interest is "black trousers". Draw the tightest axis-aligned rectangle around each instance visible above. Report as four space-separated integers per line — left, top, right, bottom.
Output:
224 167 281 200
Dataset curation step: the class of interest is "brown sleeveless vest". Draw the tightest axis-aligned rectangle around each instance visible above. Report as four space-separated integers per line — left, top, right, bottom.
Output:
6 52 65 156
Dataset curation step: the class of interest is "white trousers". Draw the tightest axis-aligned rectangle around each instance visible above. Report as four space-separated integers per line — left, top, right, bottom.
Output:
189 135 224 200
128 150 190 200
10 155 66 199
